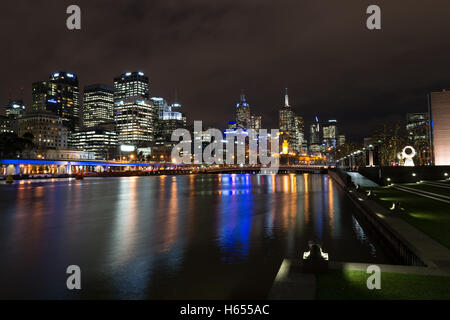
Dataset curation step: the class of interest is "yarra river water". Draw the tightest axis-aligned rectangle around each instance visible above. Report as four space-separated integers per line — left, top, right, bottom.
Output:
0 174 395 299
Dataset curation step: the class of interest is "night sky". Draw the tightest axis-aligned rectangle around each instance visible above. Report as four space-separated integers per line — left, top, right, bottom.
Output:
2 0 450 141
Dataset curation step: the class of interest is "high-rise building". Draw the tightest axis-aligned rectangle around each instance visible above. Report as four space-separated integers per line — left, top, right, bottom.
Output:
249 115 262 131
32 81 52 113
18 112 68 149
114 97 154 147
236 91 251 130
114 71 149 101
71 128 118 160
48 72 80 132
32 73 80 132
429 90 450 165
6 100 25 118
323 119 338 148
294 115 305 154
310 116 321 145
406 112 431 165
83 84 115 128
279 88 294 132
338 134 346 147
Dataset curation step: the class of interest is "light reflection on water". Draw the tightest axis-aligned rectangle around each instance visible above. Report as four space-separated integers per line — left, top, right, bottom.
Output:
0 174 393 299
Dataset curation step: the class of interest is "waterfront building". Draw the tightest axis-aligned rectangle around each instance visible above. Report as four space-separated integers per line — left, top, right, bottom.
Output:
323 119 338 148
406 113 431 166
32 72 80 132
236 91 251 130
83 84 115 128
18 112 68 149
114 97 154 147
71 128 118 160
429 90 450 165
44 148 96 160
152 97 187 159
113 71 149 101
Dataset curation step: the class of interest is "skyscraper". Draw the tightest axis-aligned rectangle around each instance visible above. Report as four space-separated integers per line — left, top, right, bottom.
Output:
294 115 305 153
6 100 25 118
323 119 338 148
114 97 154 147
113 71 149 100
236 91 251 130
32 72 80 132
32 81 52 113
113 72 153 147
249 115 262 131
48 72 80 131
279 88 294 132
83 84 115 128
406 112 431 165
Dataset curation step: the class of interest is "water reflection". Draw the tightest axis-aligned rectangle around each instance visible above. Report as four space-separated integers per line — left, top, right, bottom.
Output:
0 174 393 299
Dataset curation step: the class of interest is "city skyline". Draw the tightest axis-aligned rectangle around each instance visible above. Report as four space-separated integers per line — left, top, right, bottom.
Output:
3 1 450 140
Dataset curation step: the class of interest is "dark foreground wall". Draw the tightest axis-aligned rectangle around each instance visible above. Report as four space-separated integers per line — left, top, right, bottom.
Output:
358 166 450 185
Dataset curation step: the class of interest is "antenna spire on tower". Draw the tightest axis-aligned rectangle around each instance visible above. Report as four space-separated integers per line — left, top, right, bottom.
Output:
284 87 289 107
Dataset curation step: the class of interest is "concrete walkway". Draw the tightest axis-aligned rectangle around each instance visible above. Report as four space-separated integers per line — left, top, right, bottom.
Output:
346 172 379 187
268 259 316 300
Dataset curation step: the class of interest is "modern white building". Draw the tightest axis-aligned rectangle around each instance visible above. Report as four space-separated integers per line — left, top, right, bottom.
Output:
430 90 450 165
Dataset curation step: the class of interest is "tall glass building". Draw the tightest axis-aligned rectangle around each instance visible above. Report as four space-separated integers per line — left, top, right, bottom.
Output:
236 91 251 130
114 97 154 147
83 84 114 128
32 72 80 132
113 71 149 100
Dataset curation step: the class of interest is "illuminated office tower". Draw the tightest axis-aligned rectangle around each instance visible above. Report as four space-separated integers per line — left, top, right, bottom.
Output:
48 72 80 131
338 134 346 147
32 81 52 112
6 100 25 118
406 113 431 165
113 71 149 101
249 115 262 131
236 91 251 130
114 97 154 147
31 72 80 131
323 119 338 148
310 116 321 145
83 84 115 128
294 115 305 153
71 128 118 160
279 88 294 132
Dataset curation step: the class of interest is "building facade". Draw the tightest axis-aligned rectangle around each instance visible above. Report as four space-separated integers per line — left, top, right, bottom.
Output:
429 90 450 165
71 128 118 160
406 112 431 166
236 92 251 130
18 112 68 149
114 97 154 147
114 71 149 101
32 72 80 132
83 84 115 128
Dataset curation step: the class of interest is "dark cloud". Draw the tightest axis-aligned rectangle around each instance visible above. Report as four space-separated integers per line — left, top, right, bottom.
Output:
1 0 450 140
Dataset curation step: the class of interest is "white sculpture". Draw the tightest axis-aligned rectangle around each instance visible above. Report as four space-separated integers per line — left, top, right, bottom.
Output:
401 146 416 167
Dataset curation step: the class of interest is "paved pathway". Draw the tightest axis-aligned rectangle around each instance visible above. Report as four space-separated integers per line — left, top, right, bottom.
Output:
346 172 379 187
